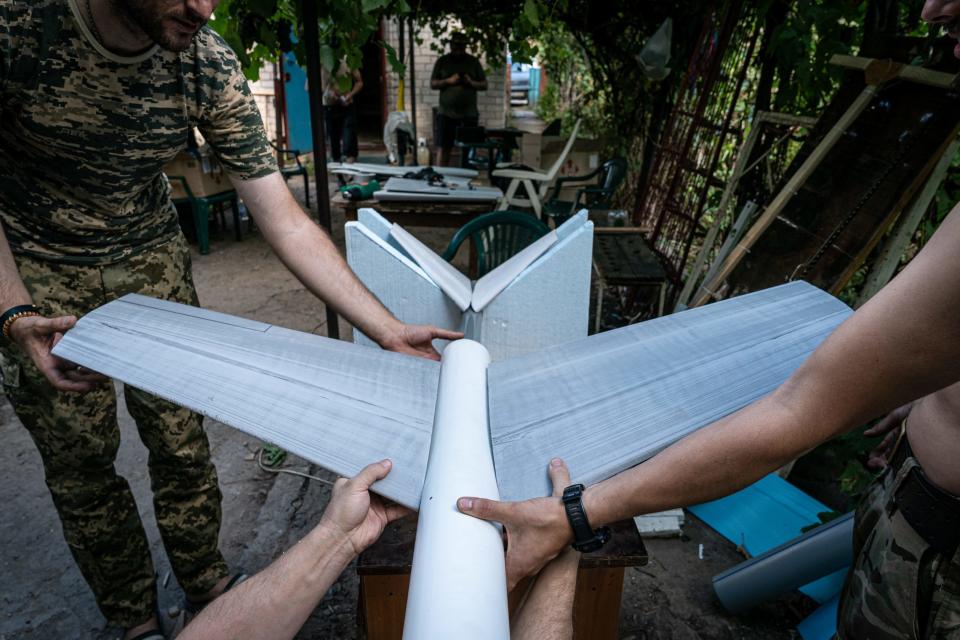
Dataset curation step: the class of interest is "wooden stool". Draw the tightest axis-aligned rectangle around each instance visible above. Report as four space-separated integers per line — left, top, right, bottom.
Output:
357 517 646 639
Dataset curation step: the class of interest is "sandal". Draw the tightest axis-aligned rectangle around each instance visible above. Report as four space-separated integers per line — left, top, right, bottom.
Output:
183 573 249 615
169 572 248 638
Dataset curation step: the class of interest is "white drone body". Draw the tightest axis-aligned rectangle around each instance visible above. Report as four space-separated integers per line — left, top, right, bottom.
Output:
53 210 851 639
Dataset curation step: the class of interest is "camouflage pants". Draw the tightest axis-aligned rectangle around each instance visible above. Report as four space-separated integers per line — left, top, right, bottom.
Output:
837 450 960 639
0 235 228 627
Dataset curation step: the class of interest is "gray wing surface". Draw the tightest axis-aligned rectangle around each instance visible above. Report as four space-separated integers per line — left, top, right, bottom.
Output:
52 294 439 509
488 282 852 502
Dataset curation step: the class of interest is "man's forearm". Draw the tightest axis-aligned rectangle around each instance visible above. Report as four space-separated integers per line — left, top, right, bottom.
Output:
0 224 33 310
584 393 807 526
180 524 355 640
233 173 403 344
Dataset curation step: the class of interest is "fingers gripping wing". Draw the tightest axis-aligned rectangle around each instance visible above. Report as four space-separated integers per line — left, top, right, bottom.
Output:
52 294 439 509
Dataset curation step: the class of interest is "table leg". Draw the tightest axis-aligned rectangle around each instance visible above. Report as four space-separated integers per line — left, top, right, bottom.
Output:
573 567 625 640
359 574 410 640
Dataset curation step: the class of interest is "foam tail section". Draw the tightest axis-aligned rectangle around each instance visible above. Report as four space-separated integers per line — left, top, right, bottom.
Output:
479 211 593 361
488 281 853 501
346 209 462 349
52 294 439 509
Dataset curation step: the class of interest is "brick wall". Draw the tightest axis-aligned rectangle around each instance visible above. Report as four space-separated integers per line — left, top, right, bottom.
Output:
249 63 279 144
382 18 508 146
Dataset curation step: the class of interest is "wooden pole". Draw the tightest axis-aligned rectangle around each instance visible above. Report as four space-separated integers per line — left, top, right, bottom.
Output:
690 85 878 307
855 135 960 306
409 17 418 146
678 111 817 307
300 0 340 340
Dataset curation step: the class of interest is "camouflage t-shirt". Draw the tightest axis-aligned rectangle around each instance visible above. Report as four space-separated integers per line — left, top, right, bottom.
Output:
0 0 278 264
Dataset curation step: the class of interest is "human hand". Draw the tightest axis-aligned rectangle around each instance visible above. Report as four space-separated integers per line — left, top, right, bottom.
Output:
865 403 912 470
458 458 574 589
319 459 412 557
446 72 461 86
380 323 464 361
8 314 107 392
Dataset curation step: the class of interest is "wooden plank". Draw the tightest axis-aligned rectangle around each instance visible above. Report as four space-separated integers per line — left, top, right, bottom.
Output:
691 85 878 307
857 135 960 306
830 54 957 89
828 126 959 295
678 111 815 306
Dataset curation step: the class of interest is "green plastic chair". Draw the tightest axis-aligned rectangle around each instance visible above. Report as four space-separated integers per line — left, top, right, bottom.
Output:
543 156 628 226
168 175 240 255
442 210 551 278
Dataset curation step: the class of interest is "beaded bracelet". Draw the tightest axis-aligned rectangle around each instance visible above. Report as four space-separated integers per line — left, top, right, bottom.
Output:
1 304 41 340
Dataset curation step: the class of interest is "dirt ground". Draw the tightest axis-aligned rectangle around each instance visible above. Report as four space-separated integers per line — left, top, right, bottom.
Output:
0 177 813 639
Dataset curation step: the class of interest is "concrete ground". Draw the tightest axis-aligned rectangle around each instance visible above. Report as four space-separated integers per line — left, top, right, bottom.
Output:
0 178 812 639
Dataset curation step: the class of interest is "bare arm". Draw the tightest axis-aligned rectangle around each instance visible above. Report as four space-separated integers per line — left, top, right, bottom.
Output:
460 206 960 586
180 460 410 640
344 69 363 103
232 173 460 358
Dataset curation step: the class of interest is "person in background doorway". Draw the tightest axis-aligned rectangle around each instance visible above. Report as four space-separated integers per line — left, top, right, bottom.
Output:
322 59 363 164
430 31 487 167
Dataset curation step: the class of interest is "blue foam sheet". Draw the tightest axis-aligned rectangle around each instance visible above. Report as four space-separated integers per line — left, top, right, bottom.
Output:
797 593 841 640
689 474 848 603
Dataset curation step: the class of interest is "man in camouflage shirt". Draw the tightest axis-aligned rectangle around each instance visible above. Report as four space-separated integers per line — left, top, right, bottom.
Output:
0 1 458 638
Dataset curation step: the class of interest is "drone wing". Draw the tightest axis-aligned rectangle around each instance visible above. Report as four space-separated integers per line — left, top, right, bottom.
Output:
488 281 852 502
52 294 439 509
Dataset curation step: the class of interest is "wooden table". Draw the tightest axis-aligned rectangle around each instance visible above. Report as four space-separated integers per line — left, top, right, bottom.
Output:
357 517 646 640
333 193 495 229
592 228 668 332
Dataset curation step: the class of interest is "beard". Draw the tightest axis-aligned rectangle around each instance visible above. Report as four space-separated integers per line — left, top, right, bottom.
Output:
111 0 207 52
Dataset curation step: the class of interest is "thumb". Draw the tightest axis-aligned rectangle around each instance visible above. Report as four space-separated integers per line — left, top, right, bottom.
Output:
548 458 572 497
457 496 510 523
351 459 392 491
36 315 77 335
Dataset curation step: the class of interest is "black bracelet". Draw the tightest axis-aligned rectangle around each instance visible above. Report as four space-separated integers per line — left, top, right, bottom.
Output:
1 304 41 339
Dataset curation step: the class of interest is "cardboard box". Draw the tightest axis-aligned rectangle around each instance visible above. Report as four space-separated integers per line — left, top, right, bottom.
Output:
515 134 606 202
164 150 233 199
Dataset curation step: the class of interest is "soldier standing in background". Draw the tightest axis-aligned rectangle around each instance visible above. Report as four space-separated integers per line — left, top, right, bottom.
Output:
430 31 487 167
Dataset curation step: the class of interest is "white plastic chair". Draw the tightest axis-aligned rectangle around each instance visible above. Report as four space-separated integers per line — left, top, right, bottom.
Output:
493 119 582 219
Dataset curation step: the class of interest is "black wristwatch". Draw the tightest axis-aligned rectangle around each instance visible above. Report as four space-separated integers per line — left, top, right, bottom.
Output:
561 484 611 553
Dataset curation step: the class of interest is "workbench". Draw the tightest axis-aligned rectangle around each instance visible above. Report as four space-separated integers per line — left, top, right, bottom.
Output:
356 517 647 639
592 227 668 332
332 193 496 228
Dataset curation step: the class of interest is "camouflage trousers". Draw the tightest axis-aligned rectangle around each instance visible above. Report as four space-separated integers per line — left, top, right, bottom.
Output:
0 234 228 627
837 447 960 639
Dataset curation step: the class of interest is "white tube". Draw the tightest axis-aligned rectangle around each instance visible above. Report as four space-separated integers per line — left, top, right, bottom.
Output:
403 340 509 640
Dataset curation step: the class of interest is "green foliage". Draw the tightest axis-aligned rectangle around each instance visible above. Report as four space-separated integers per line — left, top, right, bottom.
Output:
764 0 866 116
209 0 412 80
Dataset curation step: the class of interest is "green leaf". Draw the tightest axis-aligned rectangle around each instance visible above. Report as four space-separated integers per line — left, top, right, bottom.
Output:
382 41 406 75
319 43 336 71
247 0 278 18
523 0 539 27
362 0 390 12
